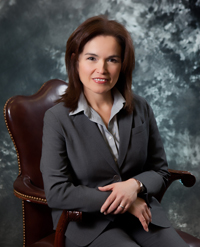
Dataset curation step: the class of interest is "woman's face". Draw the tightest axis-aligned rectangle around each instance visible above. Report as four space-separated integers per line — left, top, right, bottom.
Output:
78 35 122 99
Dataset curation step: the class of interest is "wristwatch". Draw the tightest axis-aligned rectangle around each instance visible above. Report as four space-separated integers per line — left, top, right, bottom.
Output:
135 179 145 193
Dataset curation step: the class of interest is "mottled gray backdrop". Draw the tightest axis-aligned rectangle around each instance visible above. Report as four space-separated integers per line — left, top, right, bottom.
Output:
0 0 199 246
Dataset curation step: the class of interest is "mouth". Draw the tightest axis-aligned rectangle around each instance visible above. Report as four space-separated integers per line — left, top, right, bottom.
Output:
93 78 109 84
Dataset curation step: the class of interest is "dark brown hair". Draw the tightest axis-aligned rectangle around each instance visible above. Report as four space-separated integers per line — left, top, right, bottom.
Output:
59 15 135 113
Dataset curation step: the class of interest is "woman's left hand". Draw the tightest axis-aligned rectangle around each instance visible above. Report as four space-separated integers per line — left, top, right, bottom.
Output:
128 197 152 232
98 178 139 215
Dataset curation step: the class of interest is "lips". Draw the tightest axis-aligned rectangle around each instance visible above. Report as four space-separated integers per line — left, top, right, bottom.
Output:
93 78 109 84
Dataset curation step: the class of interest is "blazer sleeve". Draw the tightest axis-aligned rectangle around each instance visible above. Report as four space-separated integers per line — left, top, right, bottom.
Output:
40 109 110 212
133 101 170 197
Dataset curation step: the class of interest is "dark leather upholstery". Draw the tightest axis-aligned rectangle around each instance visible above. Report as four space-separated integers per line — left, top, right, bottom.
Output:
4 79 200 247
4 79 68 246
29 233 55 247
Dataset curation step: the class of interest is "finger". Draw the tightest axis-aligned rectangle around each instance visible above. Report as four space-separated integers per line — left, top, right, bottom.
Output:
111 202 126 215
100 193 116 213
146 208 152 222
139 215 149 232
98 184 113 191
143 205 152 224
104 198 122 215
117 204 127 214
147 208 152 222
119 200 131 214
143 211 151 226
142 203 151 224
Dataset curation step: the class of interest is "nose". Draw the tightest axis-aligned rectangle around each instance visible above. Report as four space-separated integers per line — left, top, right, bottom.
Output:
96 60 107 74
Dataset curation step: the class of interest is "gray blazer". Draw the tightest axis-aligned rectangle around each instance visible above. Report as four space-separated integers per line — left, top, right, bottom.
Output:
40 93 171 246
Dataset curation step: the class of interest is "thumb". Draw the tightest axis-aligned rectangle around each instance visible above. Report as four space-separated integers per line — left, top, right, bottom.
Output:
98 184 113 191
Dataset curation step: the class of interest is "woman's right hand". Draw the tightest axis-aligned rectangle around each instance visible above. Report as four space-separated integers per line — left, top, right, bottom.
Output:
128 197 152 232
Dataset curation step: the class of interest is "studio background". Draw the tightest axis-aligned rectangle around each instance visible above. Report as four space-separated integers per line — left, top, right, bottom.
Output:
0 0 199 246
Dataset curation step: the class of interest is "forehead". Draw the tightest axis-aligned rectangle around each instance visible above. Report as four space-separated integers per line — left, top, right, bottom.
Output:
81 35 121 55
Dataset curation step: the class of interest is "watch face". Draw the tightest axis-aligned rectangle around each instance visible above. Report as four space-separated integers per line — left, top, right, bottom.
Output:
135 179 144 193
139 181 144 192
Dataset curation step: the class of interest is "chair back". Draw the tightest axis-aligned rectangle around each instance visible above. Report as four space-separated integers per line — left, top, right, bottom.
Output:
4 79 67 246
4 79 68 189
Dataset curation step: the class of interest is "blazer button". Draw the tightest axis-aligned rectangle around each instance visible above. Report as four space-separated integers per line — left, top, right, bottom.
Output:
113 175 120 182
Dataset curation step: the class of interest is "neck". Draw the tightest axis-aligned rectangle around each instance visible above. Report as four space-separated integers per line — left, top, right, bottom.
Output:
83 90 114 110
83 90 114 128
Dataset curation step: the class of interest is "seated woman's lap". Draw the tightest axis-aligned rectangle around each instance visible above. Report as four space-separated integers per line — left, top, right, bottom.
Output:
65 226 138 247
116 214 189 247
65 214 189 247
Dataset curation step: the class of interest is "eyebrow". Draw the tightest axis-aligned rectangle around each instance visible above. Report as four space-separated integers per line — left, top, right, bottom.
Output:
84 53 121 59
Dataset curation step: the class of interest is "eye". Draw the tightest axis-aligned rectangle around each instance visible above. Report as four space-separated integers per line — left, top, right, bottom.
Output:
108 58 120 63
87 56 96 61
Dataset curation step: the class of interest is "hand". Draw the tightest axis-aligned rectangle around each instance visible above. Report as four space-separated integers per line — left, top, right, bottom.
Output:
98 179 139 215
128 197 152 232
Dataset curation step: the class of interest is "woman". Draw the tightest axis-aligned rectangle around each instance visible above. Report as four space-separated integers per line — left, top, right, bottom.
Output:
40 16 189 247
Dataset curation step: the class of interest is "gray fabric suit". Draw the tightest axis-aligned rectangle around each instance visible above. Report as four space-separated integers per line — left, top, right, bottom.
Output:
40 93 171 246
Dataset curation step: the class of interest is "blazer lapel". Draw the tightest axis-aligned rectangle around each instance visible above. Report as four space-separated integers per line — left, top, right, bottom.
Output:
73 113 120 173
117 110 133 168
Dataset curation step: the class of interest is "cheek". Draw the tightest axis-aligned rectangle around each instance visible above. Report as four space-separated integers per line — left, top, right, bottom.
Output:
111 66 121 79
78 63 92 79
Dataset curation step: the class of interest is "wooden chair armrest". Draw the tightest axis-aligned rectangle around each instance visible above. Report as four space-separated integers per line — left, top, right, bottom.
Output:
176 229 200 246
13 175 47 204
156 169 196 202
168 169 196 187
14 174 82 246
54 210 82 247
